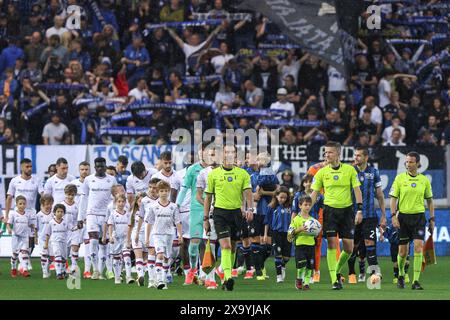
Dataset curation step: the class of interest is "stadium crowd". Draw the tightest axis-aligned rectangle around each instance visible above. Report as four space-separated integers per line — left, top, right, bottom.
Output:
0 0 448 148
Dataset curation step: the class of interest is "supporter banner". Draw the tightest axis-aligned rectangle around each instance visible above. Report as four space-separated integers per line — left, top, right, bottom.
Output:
240 0 364 76
192 12 253 21
87 0 106 28
1 208 449 257
183 75 222 85
275 145 446 198
23 101 50 119
220 108 290 118
387 39 430 45
99 127 157 136
261 119 323 127
416 50 450 76
36 83 89 91
397 3 450 15
143 20 222 35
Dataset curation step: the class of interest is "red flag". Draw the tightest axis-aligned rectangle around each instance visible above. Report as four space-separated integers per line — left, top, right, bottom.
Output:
422 235 437 272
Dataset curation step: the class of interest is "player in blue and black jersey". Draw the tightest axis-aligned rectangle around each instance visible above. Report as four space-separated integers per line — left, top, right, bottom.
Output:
347 147 387 284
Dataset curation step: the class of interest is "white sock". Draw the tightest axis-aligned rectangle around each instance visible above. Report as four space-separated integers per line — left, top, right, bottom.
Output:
148 255 156 282
55 256 63 276
89 239 99 272
98 244 107 274
84 242 92 273
113 256 122 281
123 250 132 278
156 258 164 283
163 260 170 278
11 254 18 270
136 258 144 278
70 249 79 272
105 244 113 273
20 251 29 271
41 251 48 275
208 268 216 282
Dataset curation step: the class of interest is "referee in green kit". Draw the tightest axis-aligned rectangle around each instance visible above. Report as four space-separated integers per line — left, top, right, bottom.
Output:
203 144 254 291
310 141 363 290
390 151 435 290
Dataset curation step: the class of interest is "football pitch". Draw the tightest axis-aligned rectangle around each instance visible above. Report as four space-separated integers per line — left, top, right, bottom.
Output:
1 257 449 300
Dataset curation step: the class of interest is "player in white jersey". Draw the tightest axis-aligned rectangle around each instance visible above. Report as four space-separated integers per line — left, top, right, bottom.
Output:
151 151 181 282
126 161 158 205
6 196 35 278
174 165 192 276
140 178 160 288
36 195 54 278
103 185 129 280
70 161 92 278
78 157 116 280
196 147 219 289
130 192 149 286
5 158 43 269
144 180 182 290
107 194 133 285
43 157 76 205
44 204 73 280
60 184 81 274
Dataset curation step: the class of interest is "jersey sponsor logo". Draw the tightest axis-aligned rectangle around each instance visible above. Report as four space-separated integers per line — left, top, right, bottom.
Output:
333 175 339 180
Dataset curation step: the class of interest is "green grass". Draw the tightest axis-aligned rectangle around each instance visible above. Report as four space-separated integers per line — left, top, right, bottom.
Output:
1 257 450 300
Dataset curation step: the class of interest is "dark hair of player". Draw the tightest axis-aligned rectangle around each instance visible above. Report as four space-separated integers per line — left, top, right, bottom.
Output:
324 141 341 152
15 195 27 204
149 177 161 185
20 158 32 165
64 184 77 195
56 157 68 166
107 165 117 173
355 146 369 157
53 203 66 214
160 151 172 161
299 195 313 205
40 194 54 205
131 161 146 177
156 180 171 191
79 161 90 167
94 157 106 164
117 155 128 165
269 186 291 209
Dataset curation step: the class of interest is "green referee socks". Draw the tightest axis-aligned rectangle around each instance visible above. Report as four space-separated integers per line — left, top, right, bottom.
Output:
221 248 232 280
336 251 351 274
327 248 337 283
398 254 407 277
413 252 423 283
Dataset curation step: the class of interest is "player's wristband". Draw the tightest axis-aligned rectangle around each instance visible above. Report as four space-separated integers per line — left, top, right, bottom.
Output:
357 203 363 211
428 217 435 223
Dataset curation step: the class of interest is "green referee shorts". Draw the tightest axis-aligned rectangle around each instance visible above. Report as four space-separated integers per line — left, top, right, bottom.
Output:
212 207 243 241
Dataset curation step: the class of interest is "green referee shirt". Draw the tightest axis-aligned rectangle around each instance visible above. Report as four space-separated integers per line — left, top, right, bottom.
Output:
311 163 361 208
205 166 251 210
389 172 433 214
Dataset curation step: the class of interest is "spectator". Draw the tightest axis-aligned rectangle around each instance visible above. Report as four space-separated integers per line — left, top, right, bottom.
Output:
24 32 45 64
129 77 158 102
383 128 406 146
160 0 185 22
351 53 377 98
20 61 43 84
40 34 68 66
429 97 447 127
0 37 24 76
214 81 236 110
71 105 95 144
164 71 188 102
42 112 70 145
417 129 438 147
0 126 15 145
382 116 406 143
0 68 18 102
420 115 444 145
240 79 263 108
355 131 370 148
359 95 383 139
21 12 45 42
325 108 349 144
210 41 234 74
122 34 150 88
283 74 301 105
67 39 91 71
355 108 378 146
45 15 69 42
327 66 347 109
251 56 279 106
270 88 295 118
278 49 302 86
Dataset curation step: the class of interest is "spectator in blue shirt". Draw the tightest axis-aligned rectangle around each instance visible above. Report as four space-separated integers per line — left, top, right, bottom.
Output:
122 34 150 89
0 38 24 76
67 38 91 71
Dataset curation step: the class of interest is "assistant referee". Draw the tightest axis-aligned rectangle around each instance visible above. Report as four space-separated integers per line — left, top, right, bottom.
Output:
389 151 435 290
310 141 363 290
204 145 254 291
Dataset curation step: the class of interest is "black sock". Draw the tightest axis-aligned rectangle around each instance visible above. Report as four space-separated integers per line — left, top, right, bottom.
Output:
275 257 282 276
366 245 378 268
236 245 244 268
394 267 399 278
242 246 254 271
359 260 366 275
251 244 263 275
348 253 357 275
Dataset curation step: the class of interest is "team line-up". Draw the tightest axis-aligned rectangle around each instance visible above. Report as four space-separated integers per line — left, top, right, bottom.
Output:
1 142 435 291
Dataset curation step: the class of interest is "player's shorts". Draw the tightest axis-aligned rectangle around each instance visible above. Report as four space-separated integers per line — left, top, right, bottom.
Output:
248 214 265 238
180 210 190 240
295 244 315 270
86 215 106 235
398 213 426 245
323 205 355 239
131 230 148 252
154 234 173 258
68 229 81 247
110 237 127 255
11 235 29 253
212 208 243 241
50 241 68 259
202 214 217 241
189 210 203 239
272 231 291 257
361 217 378 242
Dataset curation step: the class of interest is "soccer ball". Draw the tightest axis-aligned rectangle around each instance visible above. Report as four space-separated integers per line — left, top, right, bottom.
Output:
370 273 381 285
303 219 322 237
